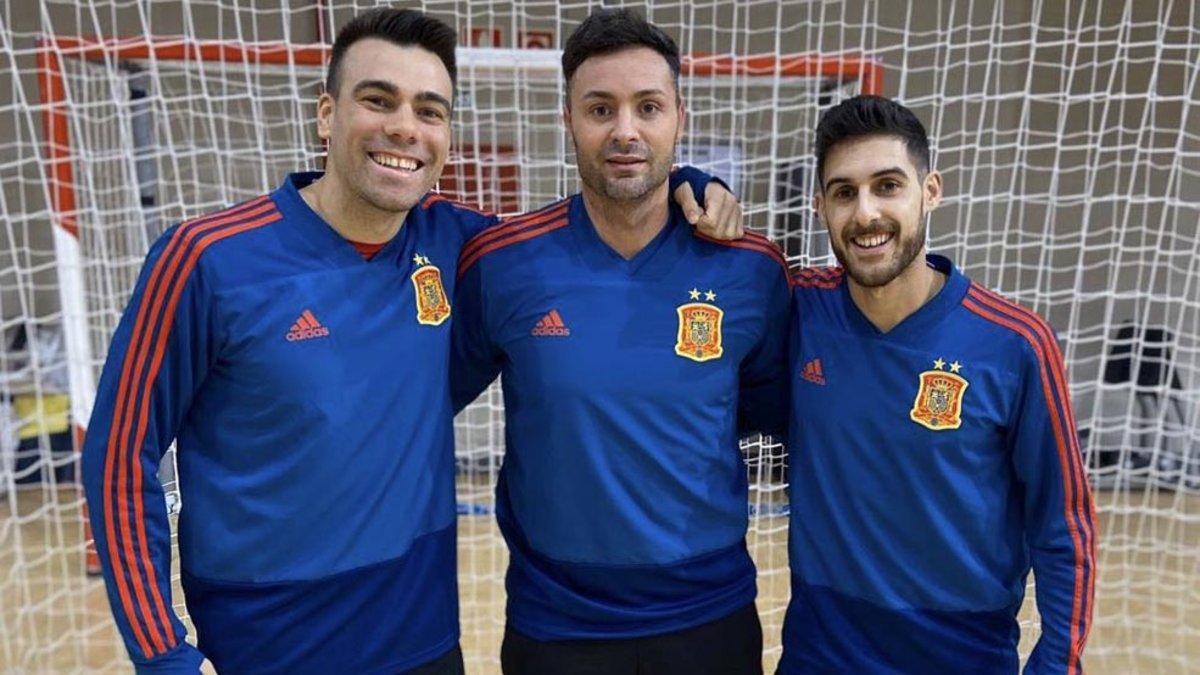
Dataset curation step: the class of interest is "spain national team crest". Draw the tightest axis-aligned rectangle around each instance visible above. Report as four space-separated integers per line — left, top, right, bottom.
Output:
410 254 451 326
909 358 969 430
675 288 724 362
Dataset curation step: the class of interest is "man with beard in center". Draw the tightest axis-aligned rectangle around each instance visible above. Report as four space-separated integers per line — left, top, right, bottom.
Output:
451 8 790 675
782 95 1096 674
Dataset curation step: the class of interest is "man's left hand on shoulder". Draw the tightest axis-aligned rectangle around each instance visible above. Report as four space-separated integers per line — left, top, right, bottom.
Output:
674 181 744 241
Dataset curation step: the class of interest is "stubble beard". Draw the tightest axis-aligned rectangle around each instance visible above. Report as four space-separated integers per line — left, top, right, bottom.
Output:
830 208 927 288
574 136 676 204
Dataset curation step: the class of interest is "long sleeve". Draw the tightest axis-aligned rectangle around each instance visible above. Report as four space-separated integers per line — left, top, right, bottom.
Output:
738 268 791 439
450 260 503 414
81 226 212 673
1009 331 1097 675
670 164 731 204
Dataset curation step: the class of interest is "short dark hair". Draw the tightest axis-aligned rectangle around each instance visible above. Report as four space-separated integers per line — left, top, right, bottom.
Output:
325 8 457 98
561 8 681 99
814 95 931 186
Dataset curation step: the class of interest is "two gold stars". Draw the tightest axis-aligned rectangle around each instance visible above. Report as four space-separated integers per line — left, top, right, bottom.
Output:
688 288 717 302
412 253 431 266
933 358 963 373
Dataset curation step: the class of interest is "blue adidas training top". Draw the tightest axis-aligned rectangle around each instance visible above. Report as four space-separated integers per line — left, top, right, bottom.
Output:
781 255 1097 675
450 194 791 640
81 172 493 674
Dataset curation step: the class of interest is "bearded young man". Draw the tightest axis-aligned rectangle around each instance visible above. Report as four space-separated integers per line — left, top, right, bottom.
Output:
451 9 790 675
82 8 735 674
782 95 1096 674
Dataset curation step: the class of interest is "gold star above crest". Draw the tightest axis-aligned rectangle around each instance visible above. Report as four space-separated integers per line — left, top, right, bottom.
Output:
412 254 431 266
933 358 946 370
950 361 963 373
689 288 701 300
704 290 717 302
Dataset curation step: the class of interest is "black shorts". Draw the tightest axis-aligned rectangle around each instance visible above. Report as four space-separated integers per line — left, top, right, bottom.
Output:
501 603 763 675
406 643 464 675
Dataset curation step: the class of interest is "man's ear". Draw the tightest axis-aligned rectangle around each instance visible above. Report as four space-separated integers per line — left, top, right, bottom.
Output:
316 92 334 142
675 95 686 145
923 169 943 211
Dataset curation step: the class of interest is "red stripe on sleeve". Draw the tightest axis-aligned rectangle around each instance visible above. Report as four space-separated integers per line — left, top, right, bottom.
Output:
458 214 571 278
962 289 1094 673
125 210 286 654
103 196 277 657
130 210 284 651
968 286 1097 561
791 266 844 289
102 195 272 655
968 286 1098 652
692 230 790 279
422 192 495 217
458 200 569 267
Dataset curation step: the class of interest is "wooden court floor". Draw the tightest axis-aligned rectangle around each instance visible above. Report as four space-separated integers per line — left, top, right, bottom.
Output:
1 487 1196 673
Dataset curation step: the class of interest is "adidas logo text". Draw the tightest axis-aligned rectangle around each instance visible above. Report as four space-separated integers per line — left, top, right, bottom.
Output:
531 310 571 337
287 326 329 342
287 309 330 342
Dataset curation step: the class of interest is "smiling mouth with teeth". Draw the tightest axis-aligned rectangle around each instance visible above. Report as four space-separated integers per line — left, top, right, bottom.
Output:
370 153 423 172
851 233 895 250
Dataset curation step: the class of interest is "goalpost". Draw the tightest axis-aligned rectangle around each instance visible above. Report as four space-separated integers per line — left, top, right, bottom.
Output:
3 1 1198 673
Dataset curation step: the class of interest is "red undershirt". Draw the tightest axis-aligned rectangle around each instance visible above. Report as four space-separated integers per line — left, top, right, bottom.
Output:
349 239 387 261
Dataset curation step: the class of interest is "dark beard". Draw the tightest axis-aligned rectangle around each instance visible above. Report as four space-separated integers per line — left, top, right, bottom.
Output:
830 211 927 288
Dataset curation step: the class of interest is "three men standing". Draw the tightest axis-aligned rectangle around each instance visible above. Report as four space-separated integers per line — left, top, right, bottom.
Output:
82 6 1094 675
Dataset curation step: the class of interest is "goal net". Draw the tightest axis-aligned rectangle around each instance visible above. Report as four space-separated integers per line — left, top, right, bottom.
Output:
2 1 1198 673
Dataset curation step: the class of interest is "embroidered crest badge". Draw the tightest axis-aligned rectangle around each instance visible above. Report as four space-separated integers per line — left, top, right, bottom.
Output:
909 358 968 430
675 289 724 362
410 254 451 326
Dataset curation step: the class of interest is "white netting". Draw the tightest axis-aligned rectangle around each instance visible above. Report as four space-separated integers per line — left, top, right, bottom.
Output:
0 1 1197 673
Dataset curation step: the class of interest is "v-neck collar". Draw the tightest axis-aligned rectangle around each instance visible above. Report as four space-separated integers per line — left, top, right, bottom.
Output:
567 193 682 277
840 254 969 342
271 172 412 267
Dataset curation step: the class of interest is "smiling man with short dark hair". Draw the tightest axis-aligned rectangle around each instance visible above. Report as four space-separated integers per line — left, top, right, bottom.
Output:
783 95 1097 674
